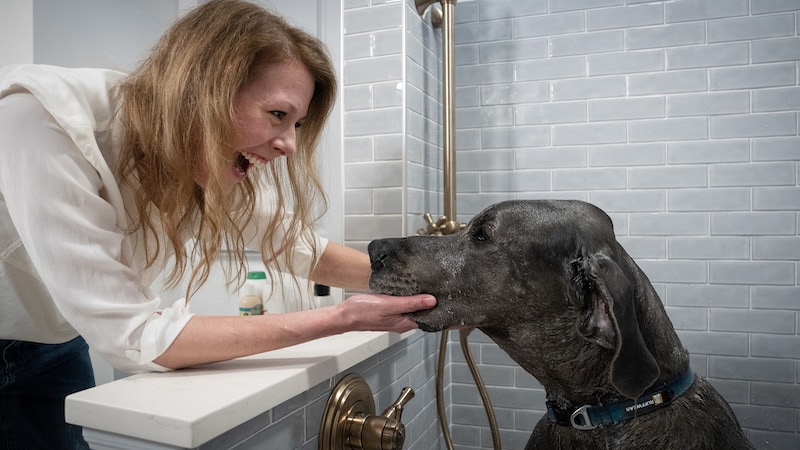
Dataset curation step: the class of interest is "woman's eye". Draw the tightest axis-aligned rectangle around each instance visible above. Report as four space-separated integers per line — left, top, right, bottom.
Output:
294 122 303 129
270 111 286 120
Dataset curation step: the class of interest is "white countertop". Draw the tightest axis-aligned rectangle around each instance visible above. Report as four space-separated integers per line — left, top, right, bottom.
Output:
65 330 413 448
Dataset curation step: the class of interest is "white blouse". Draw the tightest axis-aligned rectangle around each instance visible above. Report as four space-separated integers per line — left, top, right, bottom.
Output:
0 64 325 373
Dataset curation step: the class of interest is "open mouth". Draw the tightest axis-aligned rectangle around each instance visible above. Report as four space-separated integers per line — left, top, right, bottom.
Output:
234 152 267 176
234 153 250 176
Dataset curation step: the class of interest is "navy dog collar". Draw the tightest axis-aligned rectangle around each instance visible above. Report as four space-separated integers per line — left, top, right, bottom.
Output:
546 370 695 431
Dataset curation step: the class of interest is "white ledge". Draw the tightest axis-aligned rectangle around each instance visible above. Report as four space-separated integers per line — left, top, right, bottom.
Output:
66 330 413 448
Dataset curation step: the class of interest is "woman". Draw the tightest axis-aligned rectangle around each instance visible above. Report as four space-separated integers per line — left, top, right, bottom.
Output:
0 1 435 448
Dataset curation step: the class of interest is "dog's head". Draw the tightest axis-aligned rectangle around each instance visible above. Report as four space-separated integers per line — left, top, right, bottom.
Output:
368 200 660 399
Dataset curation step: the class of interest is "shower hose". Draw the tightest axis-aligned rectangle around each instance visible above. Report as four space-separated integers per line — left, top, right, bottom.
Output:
436 327 502 450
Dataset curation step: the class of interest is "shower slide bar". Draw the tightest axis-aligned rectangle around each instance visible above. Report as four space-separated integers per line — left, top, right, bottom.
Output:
414 1 502 449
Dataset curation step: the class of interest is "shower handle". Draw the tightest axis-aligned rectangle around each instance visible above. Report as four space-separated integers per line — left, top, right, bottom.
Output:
345 387 414 450
319 373 415 450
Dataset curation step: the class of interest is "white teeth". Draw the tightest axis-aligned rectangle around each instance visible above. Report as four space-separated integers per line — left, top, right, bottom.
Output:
243 152 266 169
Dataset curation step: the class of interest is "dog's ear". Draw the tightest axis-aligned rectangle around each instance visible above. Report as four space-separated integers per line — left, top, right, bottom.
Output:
571 251 659 399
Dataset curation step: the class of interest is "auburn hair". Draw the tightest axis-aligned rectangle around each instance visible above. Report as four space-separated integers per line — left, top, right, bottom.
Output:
118 0 336 298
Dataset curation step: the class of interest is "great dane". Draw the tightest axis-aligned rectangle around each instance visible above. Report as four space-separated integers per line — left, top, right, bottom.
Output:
368 200 753 449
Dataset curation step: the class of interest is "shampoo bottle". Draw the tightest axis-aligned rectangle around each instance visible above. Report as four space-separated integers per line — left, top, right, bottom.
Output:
239 271 266 316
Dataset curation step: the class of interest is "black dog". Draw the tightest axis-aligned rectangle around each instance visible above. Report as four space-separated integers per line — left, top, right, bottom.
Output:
368 200 753 449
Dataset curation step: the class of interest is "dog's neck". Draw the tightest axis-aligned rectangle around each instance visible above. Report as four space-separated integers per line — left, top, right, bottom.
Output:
481 317 689 407
480 323 615 404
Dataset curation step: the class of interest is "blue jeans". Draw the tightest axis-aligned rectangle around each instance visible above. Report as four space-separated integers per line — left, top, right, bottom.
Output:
0 336 95 449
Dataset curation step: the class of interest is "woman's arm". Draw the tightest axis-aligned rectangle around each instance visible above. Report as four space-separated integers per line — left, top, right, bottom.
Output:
154 240 435 370
310 241 371 290
153 292 435 369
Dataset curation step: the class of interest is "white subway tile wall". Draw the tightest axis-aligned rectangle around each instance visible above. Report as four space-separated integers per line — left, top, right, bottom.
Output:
436 1 799 448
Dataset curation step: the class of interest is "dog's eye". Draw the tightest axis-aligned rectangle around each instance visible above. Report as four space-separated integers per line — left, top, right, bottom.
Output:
472 225 492 242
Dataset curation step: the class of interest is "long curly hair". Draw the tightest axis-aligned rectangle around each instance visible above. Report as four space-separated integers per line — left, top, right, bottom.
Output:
117 0 336 299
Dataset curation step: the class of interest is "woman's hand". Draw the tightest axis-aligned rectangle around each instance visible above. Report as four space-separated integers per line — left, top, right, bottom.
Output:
336 293 436 333
154 293 436 370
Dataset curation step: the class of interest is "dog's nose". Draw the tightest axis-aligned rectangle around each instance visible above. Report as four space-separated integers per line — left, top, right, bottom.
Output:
367 239 394 269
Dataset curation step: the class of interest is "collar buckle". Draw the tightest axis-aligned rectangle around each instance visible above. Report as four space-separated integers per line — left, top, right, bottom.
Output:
549 370 695 431
569 404 597 430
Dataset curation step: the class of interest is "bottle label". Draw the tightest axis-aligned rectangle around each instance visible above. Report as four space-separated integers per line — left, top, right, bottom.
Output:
239 304 263 316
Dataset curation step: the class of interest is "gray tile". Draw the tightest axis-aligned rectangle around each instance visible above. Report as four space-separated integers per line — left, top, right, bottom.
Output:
665 0 748 23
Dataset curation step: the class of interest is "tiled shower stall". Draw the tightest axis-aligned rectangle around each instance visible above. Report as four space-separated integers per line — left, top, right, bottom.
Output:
333 0 799 449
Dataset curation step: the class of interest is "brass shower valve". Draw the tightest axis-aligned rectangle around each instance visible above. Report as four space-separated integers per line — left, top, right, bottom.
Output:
319 374 416 450
343 387 414 450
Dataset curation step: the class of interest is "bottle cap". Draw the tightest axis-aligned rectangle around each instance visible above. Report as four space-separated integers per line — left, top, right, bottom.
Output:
314 283 330 296
247 271 267 280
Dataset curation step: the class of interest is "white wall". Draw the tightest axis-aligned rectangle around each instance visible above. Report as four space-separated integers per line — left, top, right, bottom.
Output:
31 0 178 71
0 1 33 66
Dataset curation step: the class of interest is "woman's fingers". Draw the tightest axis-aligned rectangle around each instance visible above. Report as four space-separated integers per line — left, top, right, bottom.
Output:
339 293 436 332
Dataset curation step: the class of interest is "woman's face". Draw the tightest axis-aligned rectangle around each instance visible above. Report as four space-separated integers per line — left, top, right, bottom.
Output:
195 59 315 189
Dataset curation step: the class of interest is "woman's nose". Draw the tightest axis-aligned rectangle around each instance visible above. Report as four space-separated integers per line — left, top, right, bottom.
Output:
274 126 297 156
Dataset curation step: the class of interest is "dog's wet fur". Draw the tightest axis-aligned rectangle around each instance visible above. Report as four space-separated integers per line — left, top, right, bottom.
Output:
369 200 753 449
